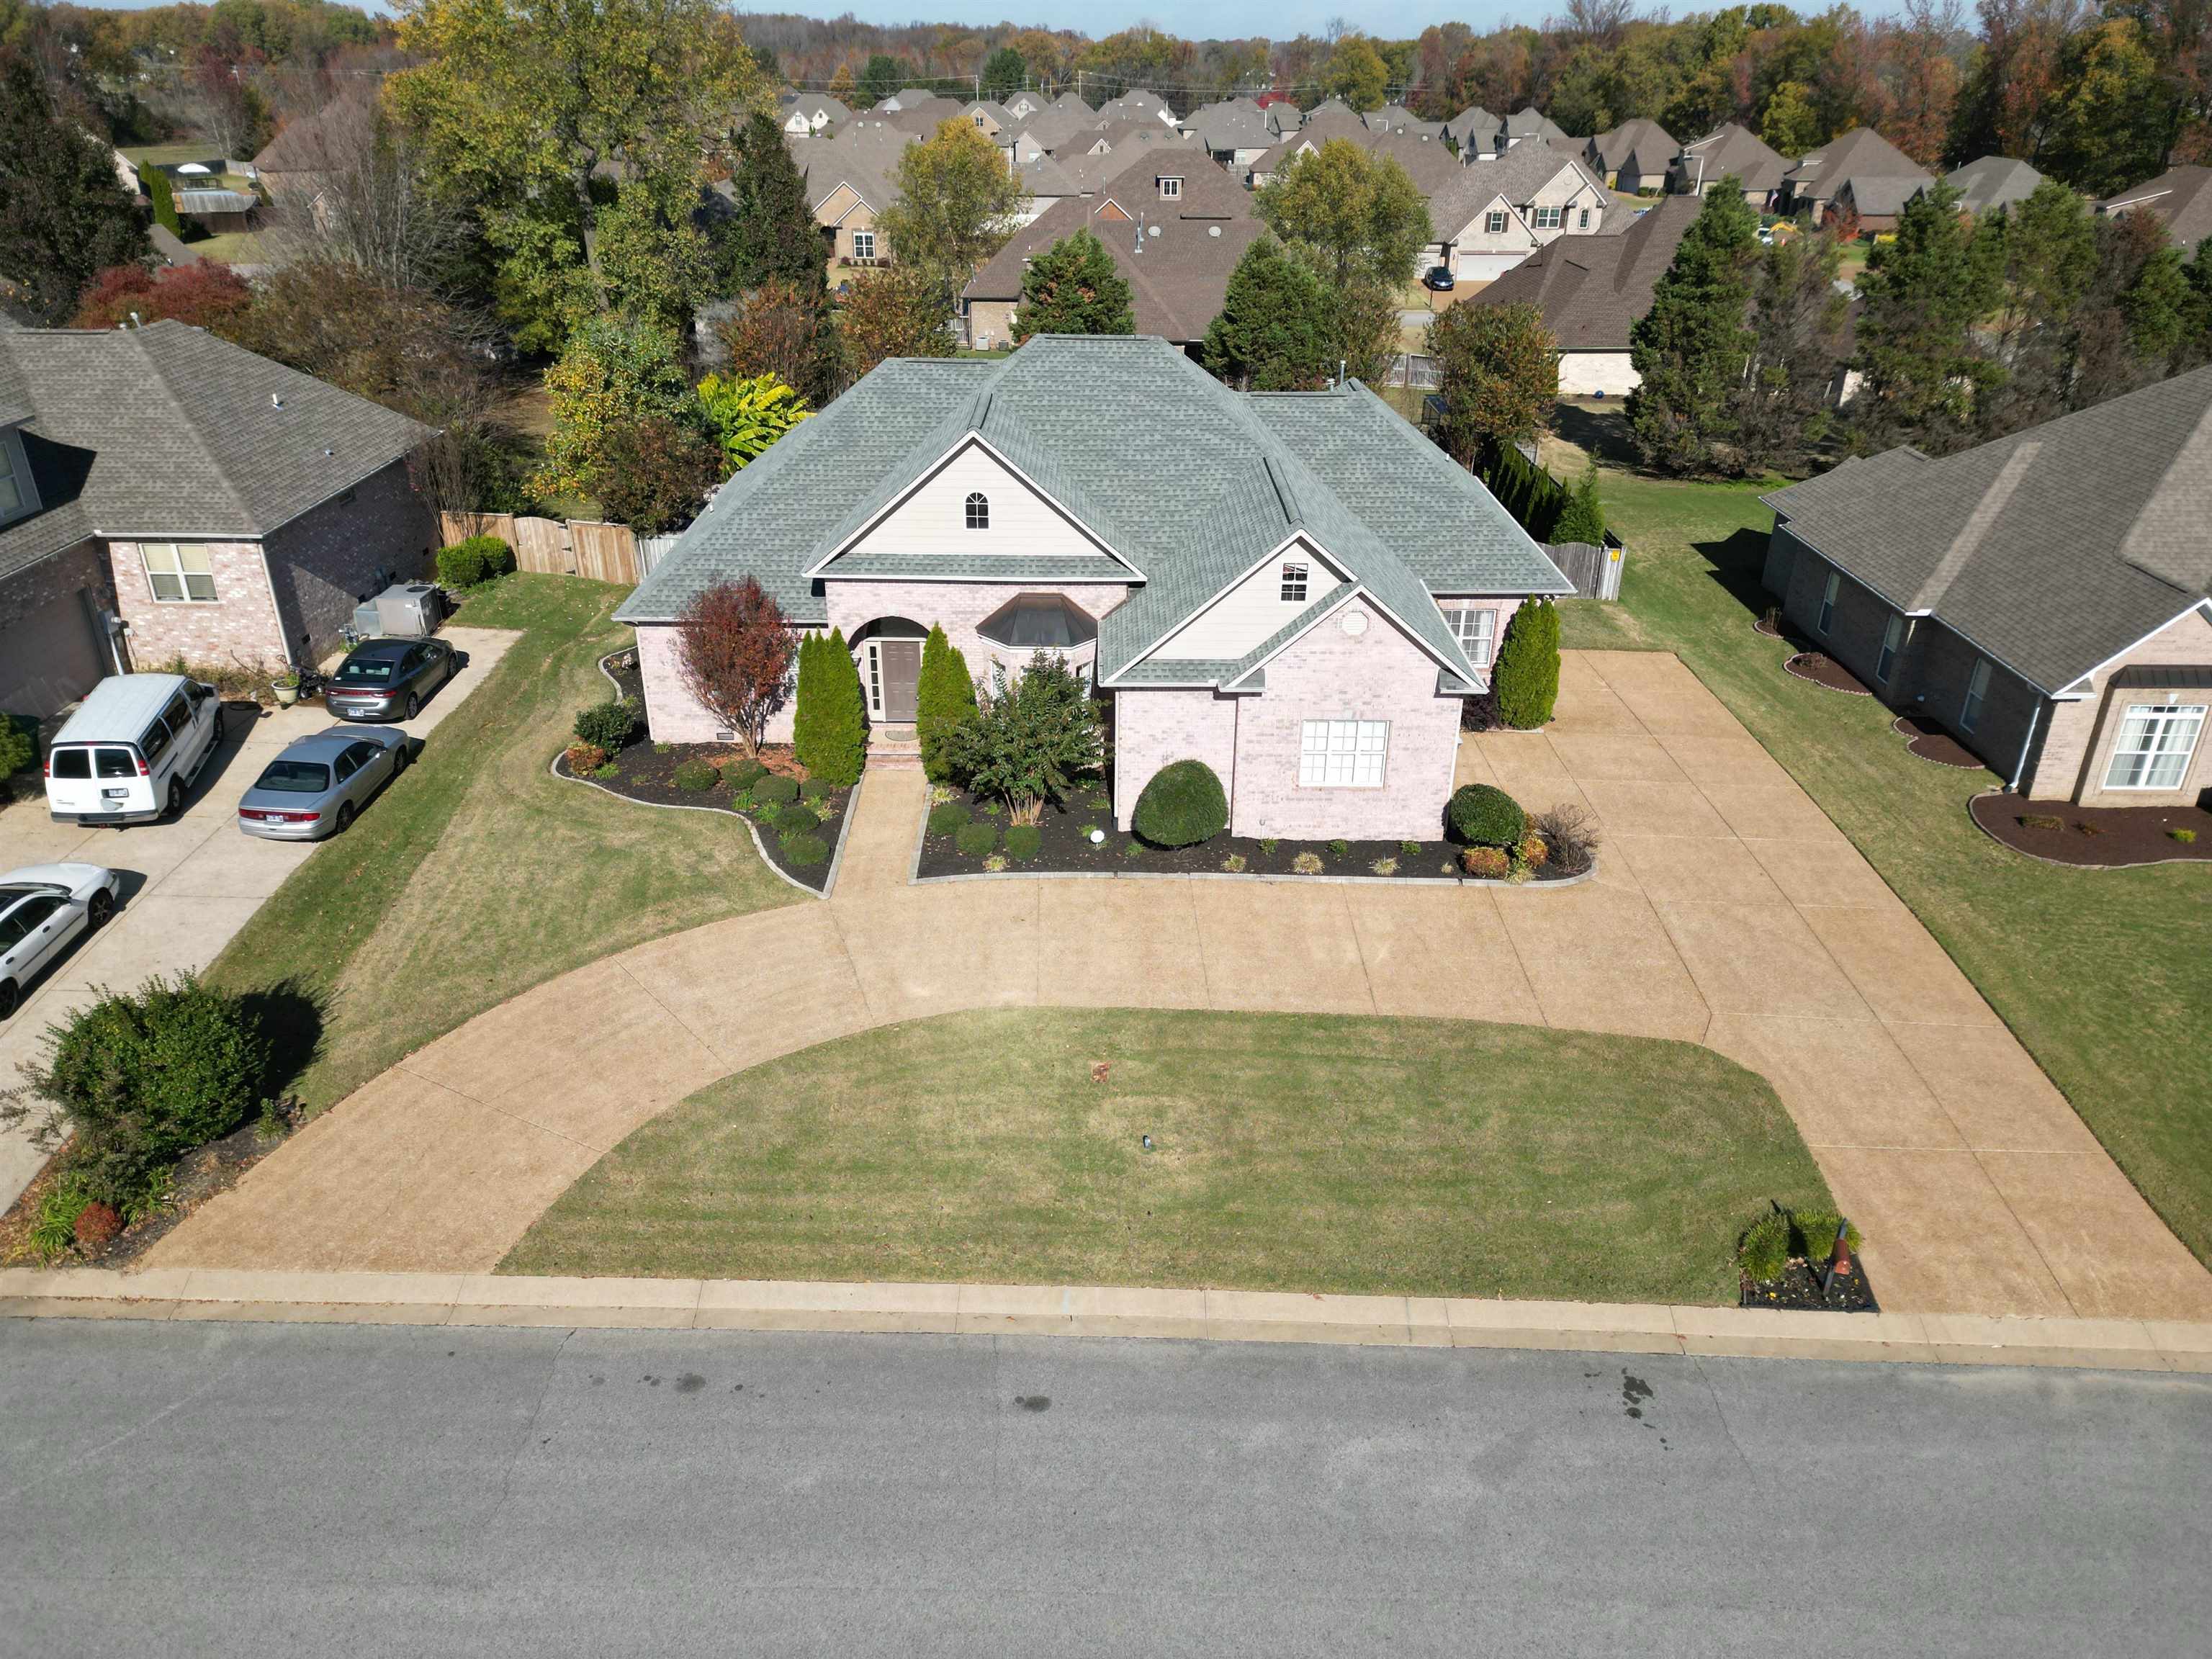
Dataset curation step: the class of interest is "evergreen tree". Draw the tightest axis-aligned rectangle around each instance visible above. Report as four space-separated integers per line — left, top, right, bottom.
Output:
1977 180 2097 439
790 632 827 775
1428 300 1560 464
1491 598 1562 730
915 624 977 781
809 629 866 786
1202 235 1336 390
719 109 826 296
981 47 1026 102
1011 228 1133 340
1730 228 1849 474
2070 211 2190 408
859 55 904 107
1552 466 1608 544
1254 139 1431 381
1626 181 1760 473
0 53 148 323
1850 182 2002 454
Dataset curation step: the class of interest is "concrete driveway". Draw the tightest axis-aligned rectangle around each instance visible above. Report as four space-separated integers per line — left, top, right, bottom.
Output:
0 626 515 1209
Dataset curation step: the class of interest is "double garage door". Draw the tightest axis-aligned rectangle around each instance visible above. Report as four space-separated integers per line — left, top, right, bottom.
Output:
1454 251 1528 283
0 588 108 724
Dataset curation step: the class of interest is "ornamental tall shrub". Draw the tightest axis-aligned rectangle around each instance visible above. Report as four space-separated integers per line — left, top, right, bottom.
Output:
809 629 866 786
1492 597 1561 729
790 631 827 771
915 624 977 781
1133 759 1228 847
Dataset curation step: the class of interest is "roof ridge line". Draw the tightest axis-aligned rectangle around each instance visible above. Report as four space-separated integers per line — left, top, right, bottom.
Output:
1911 438 2041 612
131 324 256 532
1262 452 1300 528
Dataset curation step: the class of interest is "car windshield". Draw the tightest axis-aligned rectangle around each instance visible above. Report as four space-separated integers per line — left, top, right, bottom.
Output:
253 760 331 793
336 657 398 685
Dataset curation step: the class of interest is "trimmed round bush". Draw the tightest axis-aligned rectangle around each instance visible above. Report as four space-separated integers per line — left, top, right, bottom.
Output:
799 777 829 800
779 831 830 867
1460 845 1510 879
730 757 769 788
927 801 971 836
774 803 821 835
750 773 799 804
434 534 511 589
673 759 720 793
955 819 999 858
1132 759 1228 848
573 697 640 752
73 1200 122 1250
1446 783 1527 848
1004 823 1042 861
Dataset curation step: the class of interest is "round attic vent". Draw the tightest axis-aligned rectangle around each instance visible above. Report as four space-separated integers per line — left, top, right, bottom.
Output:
1341 609 1369 637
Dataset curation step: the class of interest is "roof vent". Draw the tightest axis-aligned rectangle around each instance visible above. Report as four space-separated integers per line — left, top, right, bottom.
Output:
271 393 284 410
1208 225 1220 236
1147 224 1160 237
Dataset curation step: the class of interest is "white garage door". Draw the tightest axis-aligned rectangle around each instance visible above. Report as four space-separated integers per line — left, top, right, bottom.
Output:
1455 252 1527 282
0 588 107 721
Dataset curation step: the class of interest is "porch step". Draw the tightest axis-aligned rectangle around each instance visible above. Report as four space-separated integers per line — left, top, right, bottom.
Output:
868 727 923 769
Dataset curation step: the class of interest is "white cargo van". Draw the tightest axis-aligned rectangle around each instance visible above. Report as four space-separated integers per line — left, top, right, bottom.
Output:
43 673 226 825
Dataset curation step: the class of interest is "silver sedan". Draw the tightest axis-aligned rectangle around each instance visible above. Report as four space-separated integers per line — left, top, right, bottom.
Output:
0 862 123 1020
236 727 411 841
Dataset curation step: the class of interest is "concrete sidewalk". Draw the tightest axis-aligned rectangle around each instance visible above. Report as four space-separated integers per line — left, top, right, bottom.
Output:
133 651 2212 1326
0 628 515 1209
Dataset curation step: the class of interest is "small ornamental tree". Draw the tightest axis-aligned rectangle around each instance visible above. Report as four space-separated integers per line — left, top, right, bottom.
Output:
1492 597 1562 729
1552 465 1607 544
840 264 956 377
940 652 1102 823
714 277 842 406
1012 228 1134 340
1429 300 1559 464
73 262 253 331
673 578 796 757
695 372 811 469
792 630 866 786
592 415 724 533
914 623 978 780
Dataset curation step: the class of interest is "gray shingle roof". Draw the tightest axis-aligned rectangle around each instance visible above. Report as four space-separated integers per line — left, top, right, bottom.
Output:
1589 117 1677 177
1470 194 1701 350
1943 155 2044 215
1673 122 1789 194
1429 139 1608 239
616 338 1569 688
1762 365 2212 691
1784 127 1930 205
2098 165 2212 252
0 321 432 584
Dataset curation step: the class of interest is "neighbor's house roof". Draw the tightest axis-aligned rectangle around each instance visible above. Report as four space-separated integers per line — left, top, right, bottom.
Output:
1589 117 1677 178
1469 194 1701 351
1762 364 2212 694
1784 127 1931 207
1051 125 1202 193
1672 122 1789 194
781 92 850 126
2098 166 2212 252
1834 174 1923 218
250 86 377 176
1429 139 1608 239
1181 102 1276 154
963 161 1260 342
1246 117 1462 191
1444 106 1499 148
0 320 432 584
1503 108 1573 146
1943 155 2044 215
799 120 913 216
615 336 1568 693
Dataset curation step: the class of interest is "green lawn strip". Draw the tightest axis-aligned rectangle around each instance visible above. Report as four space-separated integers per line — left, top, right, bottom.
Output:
206 573 797 1112
1582 464 2212 1267
503 1007 1829 1305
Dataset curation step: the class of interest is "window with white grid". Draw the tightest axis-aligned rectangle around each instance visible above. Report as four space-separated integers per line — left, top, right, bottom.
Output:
1449 606 1496 667
851 229 875 260
1533 205 1563 229
1300 719 1388 788
1484 210 1506 233
141 543 216 603
2103 703 2204 791
1280 560 1308 602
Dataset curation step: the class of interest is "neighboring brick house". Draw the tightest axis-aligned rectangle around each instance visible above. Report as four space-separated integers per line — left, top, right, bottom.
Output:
1426 139 1613 284
799 120 914 266
0 320 435 721
1761 367 2212 806
1779 127 1932 228
616 336 1570 840
1587 118 1677 192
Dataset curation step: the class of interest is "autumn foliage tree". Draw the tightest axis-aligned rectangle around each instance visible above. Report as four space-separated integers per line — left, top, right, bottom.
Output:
675 579 796 757
1427 301 1560 464
713 276 841 405
1012 228 1133 339
839 264 954 377
73 263 253 332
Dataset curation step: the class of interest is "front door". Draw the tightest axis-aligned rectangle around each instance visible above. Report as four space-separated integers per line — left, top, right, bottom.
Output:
878 639 921 723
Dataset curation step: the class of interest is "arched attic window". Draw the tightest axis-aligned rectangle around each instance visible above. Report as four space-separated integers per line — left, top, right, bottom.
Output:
965 491 989 530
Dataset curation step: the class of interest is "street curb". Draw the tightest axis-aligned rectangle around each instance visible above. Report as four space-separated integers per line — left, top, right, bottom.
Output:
4 1268 2207 1370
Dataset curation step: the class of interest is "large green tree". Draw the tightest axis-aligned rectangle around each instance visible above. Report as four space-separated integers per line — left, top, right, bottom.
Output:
1976 179 2098 438
878 118 1025 312
718 107 824 296
1850 181 2003 454
534 313 701 502
1427 300 1560 464
858 54 904 107
1730 228 1849 474
388 0 760 349
1626 182 1760 473
2038 17 2168 197
1012 228 1133 340
1254 138 1431 380
0 50 148 323
1325 35 1390 111
1202 235 1336 390
981 46 1025 103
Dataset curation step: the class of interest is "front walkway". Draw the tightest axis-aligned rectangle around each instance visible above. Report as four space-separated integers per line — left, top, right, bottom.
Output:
142 652 2212 1323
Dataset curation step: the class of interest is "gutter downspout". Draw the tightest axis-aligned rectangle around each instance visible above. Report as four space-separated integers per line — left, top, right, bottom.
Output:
2009 698 2043 794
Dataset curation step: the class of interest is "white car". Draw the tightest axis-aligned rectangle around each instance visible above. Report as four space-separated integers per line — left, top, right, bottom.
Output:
0 863 122 1020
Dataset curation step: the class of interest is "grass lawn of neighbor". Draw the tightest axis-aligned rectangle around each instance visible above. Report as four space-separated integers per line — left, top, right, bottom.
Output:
1562 449 2212 1270
208 573 798 1112
504 1007 1831 1306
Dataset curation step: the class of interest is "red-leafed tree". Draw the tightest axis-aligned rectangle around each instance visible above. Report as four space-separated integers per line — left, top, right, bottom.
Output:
72 262 254 333
674 579 795 757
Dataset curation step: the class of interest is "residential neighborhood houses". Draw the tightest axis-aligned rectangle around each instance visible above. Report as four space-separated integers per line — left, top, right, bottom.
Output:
5 6 2212 1642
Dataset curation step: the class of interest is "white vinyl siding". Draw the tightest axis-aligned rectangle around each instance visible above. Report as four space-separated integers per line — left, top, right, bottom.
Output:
1299 719 1388 788
141 543 215 603
1152 540 1334 660
1449 606 1496 667
839 441 1102 562
1280 561 1307 602
2103 703 2203 790
1960 657 1991 732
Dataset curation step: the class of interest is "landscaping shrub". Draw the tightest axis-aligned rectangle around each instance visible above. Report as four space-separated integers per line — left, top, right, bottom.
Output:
1739 1206 1863 1281
751 773 799 804
1290 850 1324 874
956 819 999 858
1004 823 1042 860
0 714 35 795
774 803 821 835
1532 803 1599 874
573 696 641 752
1516 834 1550 869
673 758 721 792
1 974 270 1208
1460 846 1511 878
565 742 608 772
940 654 1102 822
2172 828 2198 844
779 831 830 867
800 777 829 801
1493 597 1562 729
1220 853 1247 873
1447 783 1527 847
792 629 866 787
73 1200 122 1250
1131 758 1227 848
1328 837 1350 857
436 534 511 589
731 757 769 787
2020 812 2064 832
916 624 978 781
476 539 517 580
28 1174 93 1262
928 801 971 836
1370 857 1398 876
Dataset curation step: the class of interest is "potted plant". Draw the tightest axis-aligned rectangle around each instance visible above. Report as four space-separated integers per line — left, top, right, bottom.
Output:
272 669 300 707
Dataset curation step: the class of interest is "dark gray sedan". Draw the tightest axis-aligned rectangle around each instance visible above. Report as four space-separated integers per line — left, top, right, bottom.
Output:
324 637 459 722
236 727 410 840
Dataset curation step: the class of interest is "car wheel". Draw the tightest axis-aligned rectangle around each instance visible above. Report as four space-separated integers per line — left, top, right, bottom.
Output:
405 692 421 720
212 707 225 742
166 779 185 819
392 743 410 775
0 981 17 1020
334 801 356 834
86 890 114 930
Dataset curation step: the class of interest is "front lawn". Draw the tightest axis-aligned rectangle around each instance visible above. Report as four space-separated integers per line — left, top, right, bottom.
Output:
503 1007 1830 1305
1570 452 2212 1269
207 574 799 1112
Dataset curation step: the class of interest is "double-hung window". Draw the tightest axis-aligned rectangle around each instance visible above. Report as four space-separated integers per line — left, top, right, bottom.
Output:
2104 703 2204 790
1577 206 1591 228
142 543 215 603
1874 615 1902 683
1960 658 1991 733
1280 560 1308 602
1300 719 1388 788
1484 209 1507 233
851 229 876 261
1533 205 1563 230
1817 570 1839 634
1450 606 1496 668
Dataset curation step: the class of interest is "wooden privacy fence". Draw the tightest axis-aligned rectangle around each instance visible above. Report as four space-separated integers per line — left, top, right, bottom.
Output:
439 513 659 585
1546 539 1626 602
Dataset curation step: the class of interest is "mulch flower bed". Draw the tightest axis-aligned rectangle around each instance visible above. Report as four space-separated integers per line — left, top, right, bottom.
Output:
1741 1258 1880 1312
914 783 1593 885
1893 714 1987 770
1971 793 2212 868
0 1118 287 1271
1784 650 1873 695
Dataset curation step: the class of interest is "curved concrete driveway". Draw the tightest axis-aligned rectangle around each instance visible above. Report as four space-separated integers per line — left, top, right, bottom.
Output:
145 651 2212 1323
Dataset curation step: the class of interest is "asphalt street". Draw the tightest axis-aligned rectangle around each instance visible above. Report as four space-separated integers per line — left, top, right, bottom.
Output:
2 1319 2207 1656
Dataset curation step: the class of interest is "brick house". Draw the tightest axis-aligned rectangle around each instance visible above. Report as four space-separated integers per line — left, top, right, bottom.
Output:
617 336 1570 840
0 320 436 721
1761 366 2212 806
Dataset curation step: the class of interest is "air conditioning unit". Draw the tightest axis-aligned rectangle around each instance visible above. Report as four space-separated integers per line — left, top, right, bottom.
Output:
374 581 444 638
